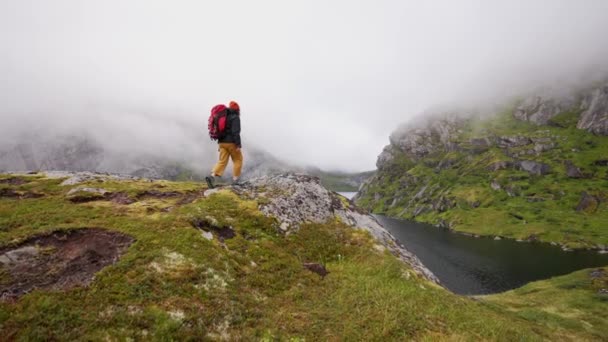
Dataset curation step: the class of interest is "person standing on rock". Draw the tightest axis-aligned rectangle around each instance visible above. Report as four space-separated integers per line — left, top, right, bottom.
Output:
206 101 243 188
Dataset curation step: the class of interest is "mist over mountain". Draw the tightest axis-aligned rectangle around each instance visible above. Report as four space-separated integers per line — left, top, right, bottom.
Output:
0 108 293 179
2 1 608 171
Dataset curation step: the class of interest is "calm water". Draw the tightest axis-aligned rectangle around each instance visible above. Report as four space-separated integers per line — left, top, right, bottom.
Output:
375 215 608 295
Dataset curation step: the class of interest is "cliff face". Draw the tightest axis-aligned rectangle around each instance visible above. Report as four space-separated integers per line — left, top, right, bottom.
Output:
356 82 608 249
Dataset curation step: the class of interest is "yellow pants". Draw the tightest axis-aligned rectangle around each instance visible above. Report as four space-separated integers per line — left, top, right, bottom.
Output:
212 143 243 178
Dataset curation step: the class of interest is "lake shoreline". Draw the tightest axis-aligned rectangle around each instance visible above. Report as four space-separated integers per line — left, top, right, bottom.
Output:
372 212 608 254
374 214 608 295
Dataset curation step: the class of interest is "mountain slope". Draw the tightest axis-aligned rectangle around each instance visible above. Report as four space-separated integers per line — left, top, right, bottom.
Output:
356 83 608 249
0 172 589 340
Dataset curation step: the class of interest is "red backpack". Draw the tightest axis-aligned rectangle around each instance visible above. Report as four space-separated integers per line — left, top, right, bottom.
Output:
208 104 228 140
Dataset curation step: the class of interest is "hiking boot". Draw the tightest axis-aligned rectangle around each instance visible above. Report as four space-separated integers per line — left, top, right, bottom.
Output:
231 178 242 186
205 176 215 189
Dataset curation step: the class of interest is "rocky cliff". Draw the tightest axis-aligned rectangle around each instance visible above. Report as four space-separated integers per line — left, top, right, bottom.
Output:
356 82 608 249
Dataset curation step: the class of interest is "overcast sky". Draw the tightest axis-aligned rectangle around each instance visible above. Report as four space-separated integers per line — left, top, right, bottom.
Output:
1 1 608 171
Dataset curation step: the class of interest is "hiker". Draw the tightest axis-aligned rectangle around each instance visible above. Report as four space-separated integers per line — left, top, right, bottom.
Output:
206 101 243 188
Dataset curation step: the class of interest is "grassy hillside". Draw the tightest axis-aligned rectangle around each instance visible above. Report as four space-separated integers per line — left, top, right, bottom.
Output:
0 173 599 340
357 110 608 249
481 266 608 340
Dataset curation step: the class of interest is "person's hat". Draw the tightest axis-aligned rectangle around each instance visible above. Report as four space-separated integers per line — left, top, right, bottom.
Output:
229 101 240 111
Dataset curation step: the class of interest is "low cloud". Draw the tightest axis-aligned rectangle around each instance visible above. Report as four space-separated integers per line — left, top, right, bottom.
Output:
1 0 607 172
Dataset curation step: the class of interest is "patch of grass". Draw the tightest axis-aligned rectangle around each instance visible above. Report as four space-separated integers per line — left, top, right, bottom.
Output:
480 267 608 340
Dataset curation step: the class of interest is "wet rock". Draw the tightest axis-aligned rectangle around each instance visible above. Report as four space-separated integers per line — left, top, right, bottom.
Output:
518 160 551 175
564 160 586 179
303 263 329 278
514 95 578 125
578 84 608 135
576 192 600 213
593 159 608 166
0 228 134 300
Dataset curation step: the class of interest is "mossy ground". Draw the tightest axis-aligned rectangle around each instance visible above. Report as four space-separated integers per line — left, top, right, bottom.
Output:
0 174 600 340
357 110 608 248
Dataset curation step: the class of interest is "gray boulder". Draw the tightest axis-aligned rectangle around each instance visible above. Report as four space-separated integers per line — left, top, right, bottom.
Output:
518 160 551 175
564 160 585 179
497 135 533 148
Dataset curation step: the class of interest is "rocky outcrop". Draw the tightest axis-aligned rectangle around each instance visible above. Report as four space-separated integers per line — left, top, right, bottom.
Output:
236 173 439 283
578 85 608 135
514 95 578 125
383 114 464 164
497 135 532 148
518 160 551 175
514 82 608 135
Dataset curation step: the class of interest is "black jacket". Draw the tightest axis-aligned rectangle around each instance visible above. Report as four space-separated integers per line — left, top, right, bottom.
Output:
218 110 241 148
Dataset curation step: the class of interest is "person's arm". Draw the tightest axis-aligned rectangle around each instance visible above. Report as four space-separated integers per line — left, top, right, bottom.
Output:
233 116 241 148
